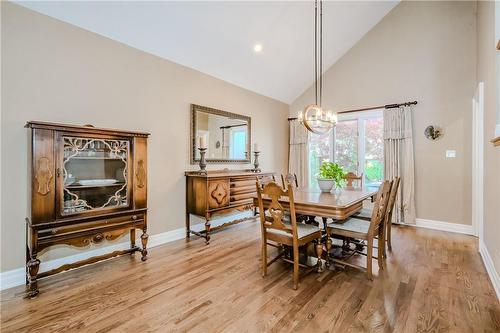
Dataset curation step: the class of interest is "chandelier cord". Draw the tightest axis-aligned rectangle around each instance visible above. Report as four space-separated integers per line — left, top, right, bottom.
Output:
319 0 323 107
314 0 318 105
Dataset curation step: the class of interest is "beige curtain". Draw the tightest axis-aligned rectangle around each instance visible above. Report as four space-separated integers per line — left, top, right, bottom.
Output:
288 120 309 188
384 106 416 224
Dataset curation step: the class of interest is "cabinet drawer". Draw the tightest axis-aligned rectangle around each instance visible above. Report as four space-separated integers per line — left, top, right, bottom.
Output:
39 213 144 238
230 193 256 202
230 185 256 195
230 179 256 188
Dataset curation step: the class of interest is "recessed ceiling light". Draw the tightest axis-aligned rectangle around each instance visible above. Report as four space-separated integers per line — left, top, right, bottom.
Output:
253 44 263 53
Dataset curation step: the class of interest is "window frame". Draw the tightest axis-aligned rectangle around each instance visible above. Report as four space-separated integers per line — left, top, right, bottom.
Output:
334 109 384 186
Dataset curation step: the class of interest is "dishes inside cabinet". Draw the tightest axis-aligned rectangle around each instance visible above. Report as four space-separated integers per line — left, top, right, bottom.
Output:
78 179 118 186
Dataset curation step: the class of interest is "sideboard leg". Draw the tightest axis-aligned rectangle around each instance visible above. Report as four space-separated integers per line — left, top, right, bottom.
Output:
140 228 149 261
204 219 211 245
26 255 40 298
186 213 191 238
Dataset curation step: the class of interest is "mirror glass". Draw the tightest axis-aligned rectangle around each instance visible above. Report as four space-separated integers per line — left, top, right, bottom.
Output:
191 105 251 163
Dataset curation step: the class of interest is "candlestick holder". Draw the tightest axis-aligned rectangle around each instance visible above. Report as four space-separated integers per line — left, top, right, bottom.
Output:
198 147 207 174
251 151 261 173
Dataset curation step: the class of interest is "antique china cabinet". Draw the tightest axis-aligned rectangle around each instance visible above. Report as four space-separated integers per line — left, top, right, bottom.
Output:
25 121 149 298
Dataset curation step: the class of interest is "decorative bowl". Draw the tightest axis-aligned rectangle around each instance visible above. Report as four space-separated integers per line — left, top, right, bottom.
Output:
317 178 335 193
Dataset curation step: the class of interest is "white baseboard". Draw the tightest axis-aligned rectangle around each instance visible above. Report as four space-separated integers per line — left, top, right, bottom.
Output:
479 240 500 301
0 227 185 292
415 218 474 235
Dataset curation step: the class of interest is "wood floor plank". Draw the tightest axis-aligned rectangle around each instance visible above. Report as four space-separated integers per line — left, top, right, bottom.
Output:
1 221 499 333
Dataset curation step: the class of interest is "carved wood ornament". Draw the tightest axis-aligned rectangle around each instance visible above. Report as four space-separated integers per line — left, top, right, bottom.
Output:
136 160 146 188
208 181 229 209
35 157 52 195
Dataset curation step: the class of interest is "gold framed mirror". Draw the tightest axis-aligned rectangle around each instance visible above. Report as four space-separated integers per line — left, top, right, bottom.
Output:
190 104 251 164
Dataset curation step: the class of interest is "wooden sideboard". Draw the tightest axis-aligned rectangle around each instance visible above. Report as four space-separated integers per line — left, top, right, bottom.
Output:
25 121 149 298
185 170 275 244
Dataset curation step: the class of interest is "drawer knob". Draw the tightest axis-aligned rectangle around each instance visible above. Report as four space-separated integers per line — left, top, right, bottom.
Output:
51 228 58 234
132 215 137 220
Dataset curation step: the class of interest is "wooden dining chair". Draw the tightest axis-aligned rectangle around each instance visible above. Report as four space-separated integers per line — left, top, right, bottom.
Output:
281 173 299 188
355 177 400 256
327 180 392 280
256 180 323 289
345 172 363 188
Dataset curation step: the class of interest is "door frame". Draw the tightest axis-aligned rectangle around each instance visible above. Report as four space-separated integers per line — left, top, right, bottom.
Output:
472 82 484 239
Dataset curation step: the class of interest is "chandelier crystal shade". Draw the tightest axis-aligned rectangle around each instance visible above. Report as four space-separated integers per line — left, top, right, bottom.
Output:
298 0 337 135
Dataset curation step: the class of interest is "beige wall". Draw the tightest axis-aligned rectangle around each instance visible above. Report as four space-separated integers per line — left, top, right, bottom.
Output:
290 1 476 226
0 3 289 272
478 1 500 274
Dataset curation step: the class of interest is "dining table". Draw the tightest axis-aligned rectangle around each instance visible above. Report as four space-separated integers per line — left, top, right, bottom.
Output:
253 186 379 221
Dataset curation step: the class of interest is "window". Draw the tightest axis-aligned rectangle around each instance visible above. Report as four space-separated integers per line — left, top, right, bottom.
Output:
230 128 247 159
308 131 332 188
308 110 384 187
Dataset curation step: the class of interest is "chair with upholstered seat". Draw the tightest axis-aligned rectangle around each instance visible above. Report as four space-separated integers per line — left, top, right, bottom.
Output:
327 180 392 280
355 177 400 255
256 180 323 289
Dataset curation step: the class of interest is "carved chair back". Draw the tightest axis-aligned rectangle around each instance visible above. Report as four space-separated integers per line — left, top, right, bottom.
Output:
345 172 363 188
256 180 298 240
368 180 392 237
281 173 298 189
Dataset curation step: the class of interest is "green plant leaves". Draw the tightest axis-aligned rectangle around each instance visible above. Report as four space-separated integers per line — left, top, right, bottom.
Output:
318 162 346 188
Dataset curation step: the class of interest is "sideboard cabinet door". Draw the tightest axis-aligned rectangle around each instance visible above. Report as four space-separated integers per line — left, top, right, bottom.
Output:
207 179 230 209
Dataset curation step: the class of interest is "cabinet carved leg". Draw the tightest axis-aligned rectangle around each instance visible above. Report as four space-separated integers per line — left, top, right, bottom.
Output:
204 220 211 245
140 228 149 261
26 255 40 298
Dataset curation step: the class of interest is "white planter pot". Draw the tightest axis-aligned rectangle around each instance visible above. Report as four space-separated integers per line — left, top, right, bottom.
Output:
317 178 335 193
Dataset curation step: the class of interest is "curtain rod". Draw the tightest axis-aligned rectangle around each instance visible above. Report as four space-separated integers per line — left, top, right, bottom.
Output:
287 100 417 121
220 124 247 129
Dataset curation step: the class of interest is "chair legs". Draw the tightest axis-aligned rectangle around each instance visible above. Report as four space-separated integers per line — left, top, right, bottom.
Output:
377 236 384 270
366 242 373 280
292 244 299 290
261 236 268 277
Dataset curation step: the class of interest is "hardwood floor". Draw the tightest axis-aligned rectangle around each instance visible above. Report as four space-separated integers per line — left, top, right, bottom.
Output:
1 221 499 332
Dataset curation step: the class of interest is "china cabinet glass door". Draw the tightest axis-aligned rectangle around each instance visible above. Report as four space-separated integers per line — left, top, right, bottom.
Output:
61 136 130 215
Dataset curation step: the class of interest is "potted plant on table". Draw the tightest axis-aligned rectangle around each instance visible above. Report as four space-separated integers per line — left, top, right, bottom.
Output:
317 162 346 193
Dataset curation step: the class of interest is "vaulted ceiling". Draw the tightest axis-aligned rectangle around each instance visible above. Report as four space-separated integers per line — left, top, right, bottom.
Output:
16 1 399 103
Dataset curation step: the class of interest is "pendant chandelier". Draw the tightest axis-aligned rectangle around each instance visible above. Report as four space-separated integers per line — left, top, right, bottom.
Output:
298 0 337 135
